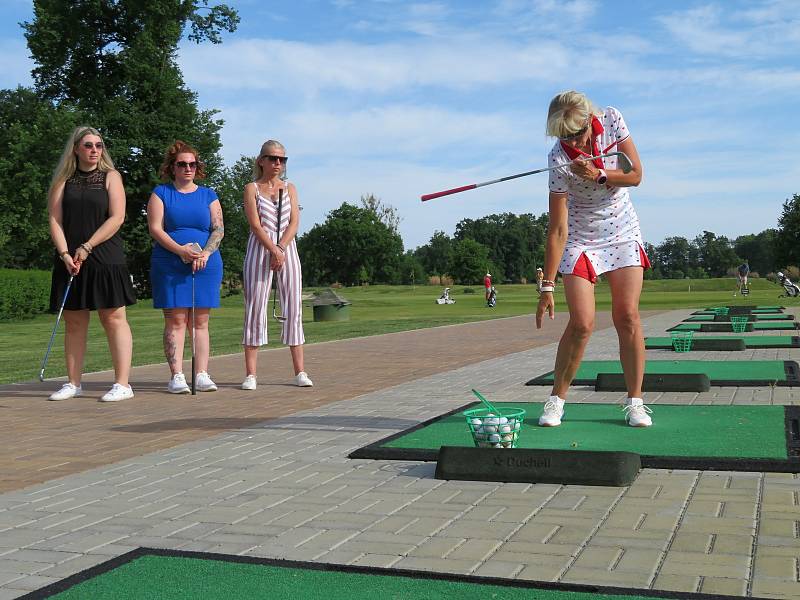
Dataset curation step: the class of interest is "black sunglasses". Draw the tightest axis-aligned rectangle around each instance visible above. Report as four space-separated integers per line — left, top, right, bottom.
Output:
263 155 288 164
175 161 198 169
559 124 590 141
82 142 104 150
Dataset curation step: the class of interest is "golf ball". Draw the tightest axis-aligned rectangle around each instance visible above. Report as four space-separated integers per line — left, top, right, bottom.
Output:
485 417 500 426
499 424 511 434
498 416 508 425
488 433 501 443
470 418 482 427
483 425 497 434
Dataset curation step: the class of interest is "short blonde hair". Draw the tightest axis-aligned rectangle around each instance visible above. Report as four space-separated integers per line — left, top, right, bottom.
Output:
546 91 601 138
253 140 286 180
49 126 115 194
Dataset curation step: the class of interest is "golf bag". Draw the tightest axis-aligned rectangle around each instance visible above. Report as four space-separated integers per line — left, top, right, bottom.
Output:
777 272 800 297
435 287 456 305
486 286 497 308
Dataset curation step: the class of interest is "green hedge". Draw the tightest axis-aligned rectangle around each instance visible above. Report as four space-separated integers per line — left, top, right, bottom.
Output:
0 269 51 320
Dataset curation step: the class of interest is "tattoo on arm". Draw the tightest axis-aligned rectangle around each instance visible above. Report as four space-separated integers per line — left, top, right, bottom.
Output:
203 204 224 254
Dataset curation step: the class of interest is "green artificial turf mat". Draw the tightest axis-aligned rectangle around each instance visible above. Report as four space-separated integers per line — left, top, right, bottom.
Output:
526 360 798 386
667 322 796 332
705 305 784 310
646 336 800 349
380 403 787 460
684 315 793 322
32 549 762 600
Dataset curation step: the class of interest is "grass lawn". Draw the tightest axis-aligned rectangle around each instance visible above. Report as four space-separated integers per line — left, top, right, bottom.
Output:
2 277 795 385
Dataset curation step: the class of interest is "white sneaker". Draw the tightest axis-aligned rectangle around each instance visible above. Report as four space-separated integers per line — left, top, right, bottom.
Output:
48 382 81 401
623 398 653 427
100 383 134 402
241 375 257 390
538 396 565 426
294 371 313 387
168 373 190 394
196 371 217 392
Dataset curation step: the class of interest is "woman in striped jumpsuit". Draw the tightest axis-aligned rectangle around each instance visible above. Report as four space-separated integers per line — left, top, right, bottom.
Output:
241 140 312 390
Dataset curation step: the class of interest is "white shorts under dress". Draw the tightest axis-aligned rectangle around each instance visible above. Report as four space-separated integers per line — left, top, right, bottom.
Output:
548 106 648 281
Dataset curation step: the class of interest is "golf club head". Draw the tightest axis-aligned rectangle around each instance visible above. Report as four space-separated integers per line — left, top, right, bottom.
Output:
38 369 45 382
616 152 633 174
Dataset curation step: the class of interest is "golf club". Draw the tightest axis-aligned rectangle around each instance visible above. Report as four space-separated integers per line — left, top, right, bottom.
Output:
421 151 633 202
191 270 196 395
272 187 287 322
39 274 74 382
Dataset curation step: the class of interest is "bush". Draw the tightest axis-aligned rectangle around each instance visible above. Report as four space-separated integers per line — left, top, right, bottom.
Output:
0 268 51 320
463 287 475 294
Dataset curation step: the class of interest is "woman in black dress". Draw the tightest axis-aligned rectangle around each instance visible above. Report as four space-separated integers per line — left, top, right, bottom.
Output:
47 126 137 402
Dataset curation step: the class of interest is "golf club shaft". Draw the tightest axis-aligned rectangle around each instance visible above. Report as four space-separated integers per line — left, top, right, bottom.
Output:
272 188 283 321
191 271 196 395
421 151 629 202
39 275 74 381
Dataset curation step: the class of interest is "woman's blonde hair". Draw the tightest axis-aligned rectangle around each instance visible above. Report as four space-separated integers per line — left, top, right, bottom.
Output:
253 140 286 180
546 91 601 138
49 126 115 194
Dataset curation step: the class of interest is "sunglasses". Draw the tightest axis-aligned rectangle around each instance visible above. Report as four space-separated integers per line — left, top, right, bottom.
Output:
559 124 589 141
81 142 104 150
263 155 288 164
175 161 198 170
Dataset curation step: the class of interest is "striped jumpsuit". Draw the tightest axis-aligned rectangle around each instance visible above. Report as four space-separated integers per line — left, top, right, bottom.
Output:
242 183 305 347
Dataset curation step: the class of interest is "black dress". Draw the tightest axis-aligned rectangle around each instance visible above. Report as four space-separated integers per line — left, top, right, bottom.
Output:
49 169 137 311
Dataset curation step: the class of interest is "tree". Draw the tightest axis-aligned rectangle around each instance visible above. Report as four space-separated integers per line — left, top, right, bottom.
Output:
359 194 401 233
775 194 800 269
297 203 404 286
654 236 695 279
209 156 254 291
694 230 739 277
449 238 493 285
0 87 84 269
414 231 453 279
23 0 239 293
734 229 777 276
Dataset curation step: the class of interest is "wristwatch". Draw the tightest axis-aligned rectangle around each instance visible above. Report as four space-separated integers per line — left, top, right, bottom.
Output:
595 169 607 185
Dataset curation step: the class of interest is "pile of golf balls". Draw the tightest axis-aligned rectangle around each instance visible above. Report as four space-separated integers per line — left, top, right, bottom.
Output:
468 413 521 448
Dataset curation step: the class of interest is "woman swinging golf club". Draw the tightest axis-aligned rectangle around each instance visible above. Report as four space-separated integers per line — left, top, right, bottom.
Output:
241 140 312 390
536 91 652 428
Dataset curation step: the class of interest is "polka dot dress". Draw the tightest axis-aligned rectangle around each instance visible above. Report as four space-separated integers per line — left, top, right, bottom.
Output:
548 106 647 278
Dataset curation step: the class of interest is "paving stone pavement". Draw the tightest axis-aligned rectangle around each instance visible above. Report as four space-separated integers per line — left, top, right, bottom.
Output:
1 309 799 599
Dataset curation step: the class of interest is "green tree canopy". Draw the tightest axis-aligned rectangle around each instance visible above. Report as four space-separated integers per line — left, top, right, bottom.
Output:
693 230 739 278
733 229 777 276
22 0 239 293
449 238 494 285
298 203 404 286
775 194 800 270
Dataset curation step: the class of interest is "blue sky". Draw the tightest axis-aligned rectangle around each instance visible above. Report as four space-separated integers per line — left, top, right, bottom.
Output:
2 1 799 250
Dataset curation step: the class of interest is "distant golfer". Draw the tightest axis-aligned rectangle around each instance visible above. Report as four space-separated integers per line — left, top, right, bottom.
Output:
735 261 750 296
536 267 544 292
484 272 492 301
536 90 652 428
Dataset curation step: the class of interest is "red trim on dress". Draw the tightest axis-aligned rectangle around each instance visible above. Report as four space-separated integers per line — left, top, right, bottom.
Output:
569 244 651 284
560 115 621 169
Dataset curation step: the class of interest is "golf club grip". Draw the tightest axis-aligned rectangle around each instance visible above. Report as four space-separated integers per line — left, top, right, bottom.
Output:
421 184 477 201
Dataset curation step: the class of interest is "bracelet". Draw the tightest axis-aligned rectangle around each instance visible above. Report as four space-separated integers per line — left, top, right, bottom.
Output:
541 279 556 286
540 286 555 293
276 243 285 253
59 250 70 257
79 243 93 254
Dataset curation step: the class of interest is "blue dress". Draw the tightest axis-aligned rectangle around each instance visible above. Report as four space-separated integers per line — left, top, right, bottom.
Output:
150 183 223 309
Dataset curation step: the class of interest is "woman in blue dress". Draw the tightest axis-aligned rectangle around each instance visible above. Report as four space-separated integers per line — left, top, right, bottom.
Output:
147 141 224 393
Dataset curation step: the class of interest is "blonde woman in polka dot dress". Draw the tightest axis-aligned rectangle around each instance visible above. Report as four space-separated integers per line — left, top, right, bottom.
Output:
535 90 652 428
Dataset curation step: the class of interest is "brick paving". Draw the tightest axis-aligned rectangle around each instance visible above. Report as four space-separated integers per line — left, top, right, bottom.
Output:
1 309 799 599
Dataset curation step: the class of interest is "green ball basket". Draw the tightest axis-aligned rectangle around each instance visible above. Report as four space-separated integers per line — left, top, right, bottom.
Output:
730 315 749 333
712 307 729 316
464 407 526 449
670 330 694 352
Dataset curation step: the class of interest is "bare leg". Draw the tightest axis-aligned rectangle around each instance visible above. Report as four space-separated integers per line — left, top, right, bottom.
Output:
163 309 188 375
605 266 645 398
290 344 305 374
551 275 596 399
63 309 90 385
192 309 211 373
244 345 259 377
98 307 133 386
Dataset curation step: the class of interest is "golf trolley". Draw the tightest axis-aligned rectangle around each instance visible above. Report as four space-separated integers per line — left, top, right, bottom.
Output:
435 287 456 305
486 286 497 308
777 272 800 297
